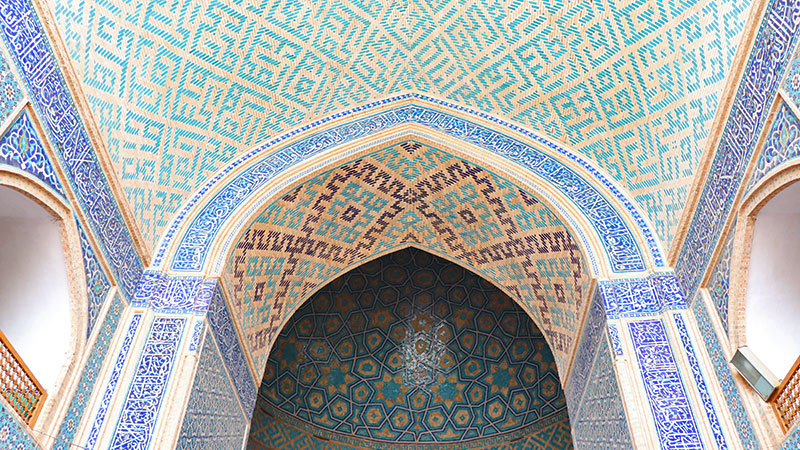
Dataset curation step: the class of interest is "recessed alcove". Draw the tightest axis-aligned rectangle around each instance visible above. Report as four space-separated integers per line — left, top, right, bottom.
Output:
247 247 573 449
0 185 71 393
745 181 800 379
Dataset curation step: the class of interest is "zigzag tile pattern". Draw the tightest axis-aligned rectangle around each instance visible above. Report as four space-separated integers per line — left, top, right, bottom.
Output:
255 247 570 446
52 0 751 250
222 142 589 373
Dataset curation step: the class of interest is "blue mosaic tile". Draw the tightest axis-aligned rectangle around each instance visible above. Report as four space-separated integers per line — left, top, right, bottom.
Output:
693 298 760 450
53 292 125 450
782 423 800 449
176 324 248 450
571 334 633 449
673 313 728 449
84 313 142 450
0 399 39 449
77 220 111 337
207 285 256 416
782 46 800 110
109 317 186 450
745 102 800 193
600 272 687 319
0 45 21 124
675 0 800 301
0 111 65 197
707 227 735 332
168 101 657 275
629 319 704 449
565 289 607 412
260 248 569 444
0 0 143 299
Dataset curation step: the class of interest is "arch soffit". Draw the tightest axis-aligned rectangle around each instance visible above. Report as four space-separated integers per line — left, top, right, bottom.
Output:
0 167 90 430
153 94 665 278
244 240 586 380
219 143 592 375
727 161 800 347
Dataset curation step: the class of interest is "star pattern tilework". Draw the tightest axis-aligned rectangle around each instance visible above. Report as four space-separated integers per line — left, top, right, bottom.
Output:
52 0 751 251
256 248 570 446
0 46 21 125
222 142 590 373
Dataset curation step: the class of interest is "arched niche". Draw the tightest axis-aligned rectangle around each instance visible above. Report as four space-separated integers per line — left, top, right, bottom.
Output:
153 95 665 280
0 169 89 436
733 170 800 379
217 140 594 391
248 247 573 449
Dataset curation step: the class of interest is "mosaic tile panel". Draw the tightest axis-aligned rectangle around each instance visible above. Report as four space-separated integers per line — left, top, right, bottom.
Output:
207 285 257 415
0 45 21 124
132 271 215 313
84 313 142 450
223 142 590 372
570 335 633 449
77 220 111 337
692 298 760 450
675 0 800 300
0 0 144 299
109 316 186 450
744 102 800 193
782 423 800 449
249 403 573 450
607 324 624 357
170 101 656 275
0 399 39 450
629 319 703 449
53 292 125 450
707 228 735 332
52 0 750 251
259 248 569 444
564 290 606 412
673 313 728 449
783 47 800 109
599 273 687 319
176 323 248 450
0 111 66 197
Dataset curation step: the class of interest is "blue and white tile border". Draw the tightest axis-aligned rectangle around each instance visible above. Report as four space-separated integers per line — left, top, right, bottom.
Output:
153 95 666 277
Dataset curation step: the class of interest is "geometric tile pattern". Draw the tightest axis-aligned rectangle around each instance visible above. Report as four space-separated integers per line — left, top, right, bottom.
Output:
176 324 248 450
782 423 800 449
0 398 39 450
168 101 657 275
207 285 257 415
53 292 125 450
0 111 66 197
259 248 569 445
675 0 800 301
744 102 800 194
570 334 633 449
51 0 751 251
248 404 573 450
565 290 607 413
629 319 703 449
77 220 112 337
0 0 144 299
109 317 186 450
84 313 142 450
708 228 735 333
223 142 590 372
783 47 800 110
692 297 760 450
0 46 21 124
673 313 728 449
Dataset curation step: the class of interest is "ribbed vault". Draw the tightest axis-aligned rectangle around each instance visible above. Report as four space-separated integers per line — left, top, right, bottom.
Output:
221 141 589 374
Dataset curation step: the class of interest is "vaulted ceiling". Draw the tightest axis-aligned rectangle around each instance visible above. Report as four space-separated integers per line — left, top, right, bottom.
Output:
52 0 752 253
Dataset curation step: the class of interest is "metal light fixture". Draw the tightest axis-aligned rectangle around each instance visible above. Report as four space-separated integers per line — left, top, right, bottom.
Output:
730 346 779 401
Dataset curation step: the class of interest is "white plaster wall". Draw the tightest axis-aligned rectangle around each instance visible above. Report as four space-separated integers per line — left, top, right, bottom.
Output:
0 186 71 392
746 182 800 379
